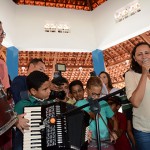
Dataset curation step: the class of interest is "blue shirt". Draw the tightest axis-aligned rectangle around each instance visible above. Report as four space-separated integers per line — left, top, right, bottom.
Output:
11 75 28 104
75 99 114 140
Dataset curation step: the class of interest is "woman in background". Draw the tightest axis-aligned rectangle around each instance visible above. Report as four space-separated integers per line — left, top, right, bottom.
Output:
99 71 119 97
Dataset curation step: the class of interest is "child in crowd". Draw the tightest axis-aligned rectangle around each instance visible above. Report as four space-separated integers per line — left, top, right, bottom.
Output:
107 96 132 150
69 80 84 102
15 70 50 114
14 71 51 150
51 76 76 104
75 76 118 150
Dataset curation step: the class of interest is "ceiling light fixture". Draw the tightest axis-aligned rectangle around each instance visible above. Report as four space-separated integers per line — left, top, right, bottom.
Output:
44 23 71 33
114 0 141 23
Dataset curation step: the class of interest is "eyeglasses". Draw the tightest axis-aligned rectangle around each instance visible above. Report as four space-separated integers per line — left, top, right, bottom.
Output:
88 89 101 99
0 31 6 38
91 92 101 98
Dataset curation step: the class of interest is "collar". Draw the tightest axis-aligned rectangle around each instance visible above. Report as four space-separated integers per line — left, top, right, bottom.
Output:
29 95 45 104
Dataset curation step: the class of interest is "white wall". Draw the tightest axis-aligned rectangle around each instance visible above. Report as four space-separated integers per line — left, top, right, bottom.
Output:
14 5 96 52
92 0 150 50
0 0 16 47
1 0 150 52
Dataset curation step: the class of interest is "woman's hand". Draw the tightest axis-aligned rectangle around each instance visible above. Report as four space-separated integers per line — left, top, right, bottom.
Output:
142 58 150 74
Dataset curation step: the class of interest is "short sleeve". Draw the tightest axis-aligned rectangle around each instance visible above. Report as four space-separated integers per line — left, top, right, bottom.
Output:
100 100 114 118
14 100 30 115
125 71 137 100
14 101 25 115
75 99 90 113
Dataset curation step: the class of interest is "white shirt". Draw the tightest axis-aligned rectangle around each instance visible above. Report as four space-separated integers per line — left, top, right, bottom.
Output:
100 83 119 97
125 70 150 132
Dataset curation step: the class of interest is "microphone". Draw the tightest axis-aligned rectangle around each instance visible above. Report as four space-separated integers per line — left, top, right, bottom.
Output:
88 97 100 114
142 58 150 73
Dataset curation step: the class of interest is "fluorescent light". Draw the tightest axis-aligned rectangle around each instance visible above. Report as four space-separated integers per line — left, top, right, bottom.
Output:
114 0 141 23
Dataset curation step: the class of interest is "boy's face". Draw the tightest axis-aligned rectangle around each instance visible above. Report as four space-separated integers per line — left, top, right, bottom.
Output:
31 81 50 100
87 85 102 100
60 83 69 95
71 85 84 101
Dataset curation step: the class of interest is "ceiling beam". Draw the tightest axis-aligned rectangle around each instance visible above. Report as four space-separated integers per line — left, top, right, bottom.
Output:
103 50 116 62
13 0 19 3
87 0 93 11
51 52 57 79
140 33 150 44
106 57 130 67
119 44 131 54
19 64 93 69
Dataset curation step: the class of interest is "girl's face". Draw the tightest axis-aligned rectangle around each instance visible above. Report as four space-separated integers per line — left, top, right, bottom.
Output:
99 73 108 85
87 85 102 100
32 81 51 100
134 45 150 66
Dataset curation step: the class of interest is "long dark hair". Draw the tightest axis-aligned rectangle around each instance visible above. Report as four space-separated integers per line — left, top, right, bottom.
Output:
131 42 150 73
99 71 113 89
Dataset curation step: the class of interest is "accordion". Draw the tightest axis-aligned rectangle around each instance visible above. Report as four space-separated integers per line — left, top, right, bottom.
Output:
23 101 90 150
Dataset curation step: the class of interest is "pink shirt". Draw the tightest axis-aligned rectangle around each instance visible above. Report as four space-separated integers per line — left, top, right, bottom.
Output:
0 59 10 89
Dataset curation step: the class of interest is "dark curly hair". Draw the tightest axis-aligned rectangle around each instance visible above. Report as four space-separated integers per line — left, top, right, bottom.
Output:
69 80 83 93
130 42 150 73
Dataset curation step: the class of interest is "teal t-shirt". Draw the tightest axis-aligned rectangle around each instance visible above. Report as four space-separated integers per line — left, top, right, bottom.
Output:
75 99 114 140
14 95 51 115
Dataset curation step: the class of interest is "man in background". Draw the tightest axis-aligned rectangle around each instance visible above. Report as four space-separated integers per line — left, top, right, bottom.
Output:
11 58 45 104
50 76 76 104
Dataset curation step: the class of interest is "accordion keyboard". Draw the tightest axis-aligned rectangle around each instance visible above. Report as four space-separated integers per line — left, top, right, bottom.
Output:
23 106 42 150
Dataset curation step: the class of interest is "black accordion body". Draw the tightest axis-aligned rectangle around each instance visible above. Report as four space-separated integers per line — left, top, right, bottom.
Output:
23 101 90 150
